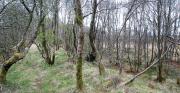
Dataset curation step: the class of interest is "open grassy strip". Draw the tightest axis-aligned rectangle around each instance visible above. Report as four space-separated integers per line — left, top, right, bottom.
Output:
0 48 179 93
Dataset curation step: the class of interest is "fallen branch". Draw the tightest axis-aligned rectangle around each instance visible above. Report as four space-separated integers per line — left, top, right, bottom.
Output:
120 44 173 86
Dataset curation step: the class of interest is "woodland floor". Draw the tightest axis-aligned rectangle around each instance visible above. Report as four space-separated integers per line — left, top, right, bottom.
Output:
0 46 180 93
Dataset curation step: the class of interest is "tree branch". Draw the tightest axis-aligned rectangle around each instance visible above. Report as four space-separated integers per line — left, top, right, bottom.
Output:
0 0 16 14
83 7 121 18
20 0 32 13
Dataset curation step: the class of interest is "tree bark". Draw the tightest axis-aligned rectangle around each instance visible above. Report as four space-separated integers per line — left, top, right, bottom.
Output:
38 0 55 65
0 52 24 82
74 0 84 91
89 0 98 61
156 0 164 82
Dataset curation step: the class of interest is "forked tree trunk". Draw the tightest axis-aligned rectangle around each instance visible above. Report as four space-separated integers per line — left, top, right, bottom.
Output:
38 0 55 65
41 21 54 65
0 18 44 82
0 0 38 83
0 2 45 82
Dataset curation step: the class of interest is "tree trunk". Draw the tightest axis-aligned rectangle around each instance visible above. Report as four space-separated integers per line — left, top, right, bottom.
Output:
0 53 24 82
89 0 98 61
39 0 54 65
74 0 84 91
156 0 164 82
41 21 54 65
0 66 6 82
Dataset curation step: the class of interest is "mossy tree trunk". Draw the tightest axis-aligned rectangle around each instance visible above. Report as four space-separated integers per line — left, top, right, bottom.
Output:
37 0 55 65
0 17 45 83
74 0 84 91
0 0 44 83
0 19 44 83
0 52 25 82
41 21 54 65
0 66 6 82
98 55 105 76
76 56 83 90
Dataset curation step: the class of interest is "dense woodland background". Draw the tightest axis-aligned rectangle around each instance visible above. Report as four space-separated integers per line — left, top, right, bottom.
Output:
0 0 180 93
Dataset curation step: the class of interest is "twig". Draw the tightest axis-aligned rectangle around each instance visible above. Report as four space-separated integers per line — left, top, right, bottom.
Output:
0 0 16 14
